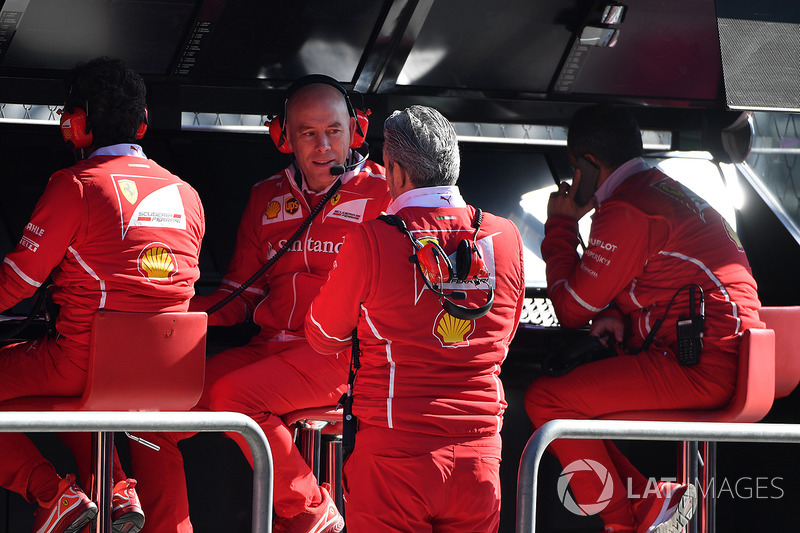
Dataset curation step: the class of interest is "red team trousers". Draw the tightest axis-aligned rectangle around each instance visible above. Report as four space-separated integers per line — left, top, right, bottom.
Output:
0 336 126 500
344 426 502 533
524 347 737 525
130 336 349 532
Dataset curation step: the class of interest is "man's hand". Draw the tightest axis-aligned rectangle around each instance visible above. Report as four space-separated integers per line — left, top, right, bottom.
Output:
547 169 597 220
589 314 624 346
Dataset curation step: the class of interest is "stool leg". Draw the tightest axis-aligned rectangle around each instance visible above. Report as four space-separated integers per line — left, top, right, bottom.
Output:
299 427 322 480
92 431 114 533
703 441 716 533
679 441 700 533
325 436 344 514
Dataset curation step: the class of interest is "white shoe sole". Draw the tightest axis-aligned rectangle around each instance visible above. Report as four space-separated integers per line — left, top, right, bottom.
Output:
651 484 697 533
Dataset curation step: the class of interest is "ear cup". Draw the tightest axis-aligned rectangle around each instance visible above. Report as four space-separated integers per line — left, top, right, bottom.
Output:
455 239 490 281
351 108 369 149
269 115 293 153
416 241 453 284
455 240 473 280
59 107 92 149
135 107 149 140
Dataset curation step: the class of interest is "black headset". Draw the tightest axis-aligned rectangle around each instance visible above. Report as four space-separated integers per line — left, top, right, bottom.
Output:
380 210 494 321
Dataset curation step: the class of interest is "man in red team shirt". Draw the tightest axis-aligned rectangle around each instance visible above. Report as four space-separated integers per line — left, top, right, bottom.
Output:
525 105 763 533
129 75 391 533
0 57 205 533
306 105 526 532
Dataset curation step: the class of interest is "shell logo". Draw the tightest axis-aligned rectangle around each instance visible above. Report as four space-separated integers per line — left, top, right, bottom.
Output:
265 200 281 220
285 196 300 215
434 311 475 346
138 243 177 281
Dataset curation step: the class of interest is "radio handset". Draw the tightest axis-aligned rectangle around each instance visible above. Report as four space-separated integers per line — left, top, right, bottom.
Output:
573 156 600 207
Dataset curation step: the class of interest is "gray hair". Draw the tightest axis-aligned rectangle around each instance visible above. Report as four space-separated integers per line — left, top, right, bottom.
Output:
383 105 460 187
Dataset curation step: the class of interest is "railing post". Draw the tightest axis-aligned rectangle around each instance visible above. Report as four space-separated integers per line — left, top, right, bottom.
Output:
0 411 273 533
515 419 800 533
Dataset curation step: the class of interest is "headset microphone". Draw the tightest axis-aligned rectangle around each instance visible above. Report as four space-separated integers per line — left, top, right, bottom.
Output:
330 146 369 176
330 165 345 176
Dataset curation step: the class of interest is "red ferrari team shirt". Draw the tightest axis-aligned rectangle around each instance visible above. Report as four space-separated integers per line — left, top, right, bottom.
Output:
0 144 205 344
306 187 526 438
192 156 391 337
542 158 762 354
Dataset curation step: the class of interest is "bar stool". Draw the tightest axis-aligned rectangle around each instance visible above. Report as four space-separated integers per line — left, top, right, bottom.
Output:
599 324 776 533
282 406 344 513
0 310 207 533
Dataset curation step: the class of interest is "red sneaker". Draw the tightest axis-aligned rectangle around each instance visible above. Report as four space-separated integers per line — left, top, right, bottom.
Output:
272 483 344 533
111 479 145 533
32 474 98 533
636 482 697 533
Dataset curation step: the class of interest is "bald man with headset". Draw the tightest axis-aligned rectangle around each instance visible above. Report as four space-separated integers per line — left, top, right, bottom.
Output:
129 75 390 533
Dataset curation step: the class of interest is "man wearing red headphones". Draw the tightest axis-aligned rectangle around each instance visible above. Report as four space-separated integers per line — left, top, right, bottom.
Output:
0 57 205 533
305 105 526 532
129 75 390 533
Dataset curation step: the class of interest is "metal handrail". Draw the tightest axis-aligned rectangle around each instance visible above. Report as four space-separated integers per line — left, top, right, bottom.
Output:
0 411 273 533
516 419 800 533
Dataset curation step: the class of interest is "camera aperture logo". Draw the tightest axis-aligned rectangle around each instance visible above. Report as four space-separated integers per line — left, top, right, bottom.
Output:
558 459 614 515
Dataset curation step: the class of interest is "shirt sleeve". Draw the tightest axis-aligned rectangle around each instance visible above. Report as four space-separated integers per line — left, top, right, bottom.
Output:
542 206 651 329
190 183 269 326
0 170 83 311
305 226 372 354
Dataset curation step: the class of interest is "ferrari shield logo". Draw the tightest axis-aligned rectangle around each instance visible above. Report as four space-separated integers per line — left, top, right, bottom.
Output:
119 180 138 204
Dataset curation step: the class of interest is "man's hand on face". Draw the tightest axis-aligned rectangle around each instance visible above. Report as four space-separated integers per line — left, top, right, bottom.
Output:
546 168 597 220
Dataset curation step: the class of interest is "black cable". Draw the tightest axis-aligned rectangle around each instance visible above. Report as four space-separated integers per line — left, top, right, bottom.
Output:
624 284 704 354
205 178 342 315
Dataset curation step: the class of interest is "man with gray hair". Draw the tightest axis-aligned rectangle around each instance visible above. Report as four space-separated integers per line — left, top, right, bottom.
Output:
306 105 526 532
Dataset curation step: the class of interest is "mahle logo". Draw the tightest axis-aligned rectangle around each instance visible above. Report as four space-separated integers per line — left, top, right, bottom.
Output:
558 459 614 516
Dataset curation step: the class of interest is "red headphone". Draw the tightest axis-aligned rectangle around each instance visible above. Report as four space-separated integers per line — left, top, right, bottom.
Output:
416 237 490 284
380 210 494 321
267 74 369 154
58 106 148 149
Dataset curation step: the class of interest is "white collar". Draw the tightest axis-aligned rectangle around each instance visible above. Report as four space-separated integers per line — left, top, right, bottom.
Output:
89 143 147 159
594 157 650 205
387 186 466 215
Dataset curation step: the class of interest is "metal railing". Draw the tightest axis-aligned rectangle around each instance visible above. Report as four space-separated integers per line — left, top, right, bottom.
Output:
516 418 800 533
0 411 273 533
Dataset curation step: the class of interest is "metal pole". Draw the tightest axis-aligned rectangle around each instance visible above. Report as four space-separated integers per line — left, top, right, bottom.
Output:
0 411 274 533
516 419 800 533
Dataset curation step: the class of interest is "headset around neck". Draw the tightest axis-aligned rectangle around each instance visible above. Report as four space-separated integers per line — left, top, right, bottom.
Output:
379 209 494 321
